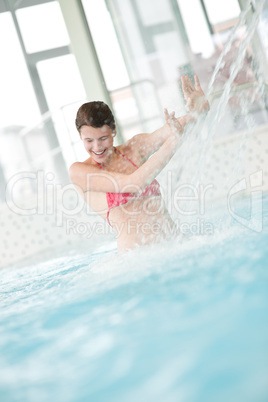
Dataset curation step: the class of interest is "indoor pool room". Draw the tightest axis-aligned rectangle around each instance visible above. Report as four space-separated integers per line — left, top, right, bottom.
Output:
0 0 268 401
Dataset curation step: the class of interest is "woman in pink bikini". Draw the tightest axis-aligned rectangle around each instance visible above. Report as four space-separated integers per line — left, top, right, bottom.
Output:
69 75 209 252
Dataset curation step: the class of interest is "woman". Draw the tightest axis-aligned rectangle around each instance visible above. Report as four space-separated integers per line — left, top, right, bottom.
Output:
69 75 209 252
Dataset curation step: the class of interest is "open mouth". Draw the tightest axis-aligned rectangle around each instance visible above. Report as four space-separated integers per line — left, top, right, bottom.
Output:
92 149 106 157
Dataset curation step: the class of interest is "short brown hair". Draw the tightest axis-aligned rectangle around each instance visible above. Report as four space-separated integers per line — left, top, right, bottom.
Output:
75 101 115 132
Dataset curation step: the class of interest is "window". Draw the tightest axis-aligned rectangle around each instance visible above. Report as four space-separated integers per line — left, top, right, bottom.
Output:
16 2 70 53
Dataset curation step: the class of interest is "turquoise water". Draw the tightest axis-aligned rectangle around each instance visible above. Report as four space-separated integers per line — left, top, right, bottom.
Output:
0 194 268 402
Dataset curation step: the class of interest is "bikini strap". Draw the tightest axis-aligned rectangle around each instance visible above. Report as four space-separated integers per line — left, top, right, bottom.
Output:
115 147 138 168
92 159 103 168
92 148 138 169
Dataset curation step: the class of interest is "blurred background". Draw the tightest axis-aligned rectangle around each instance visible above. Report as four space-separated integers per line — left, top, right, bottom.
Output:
0 0 268 266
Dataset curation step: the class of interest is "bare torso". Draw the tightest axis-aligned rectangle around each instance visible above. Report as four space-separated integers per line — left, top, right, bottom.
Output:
79 144 178 252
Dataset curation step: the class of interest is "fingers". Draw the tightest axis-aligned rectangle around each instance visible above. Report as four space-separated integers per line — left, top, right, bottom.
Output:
164 108 183 134
164 108 170 122
181 75 195 95
164 108 175 122
186 75 195 91
181 76 191 96
181 75 203 94
194 75 201 90
164 108 173 124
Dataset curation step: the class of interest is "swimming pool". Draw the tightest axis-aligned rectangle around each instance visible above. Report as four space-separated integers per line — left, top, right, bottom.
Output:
0 193 268 402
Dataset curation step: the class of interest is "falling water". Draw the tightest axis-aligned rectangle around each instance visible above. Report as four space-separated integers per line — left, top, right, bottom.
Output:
165 0 267 228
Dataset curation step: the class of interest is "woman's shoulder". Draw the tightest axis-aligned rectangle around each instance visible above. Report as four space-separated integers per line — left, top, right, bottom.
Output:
69 157 100 177
70 156 99 168
117 134 144 167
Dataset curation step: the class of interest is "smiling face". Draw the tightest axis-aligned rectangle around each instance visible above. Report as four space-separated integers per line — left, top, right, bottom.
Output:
80 124 115 163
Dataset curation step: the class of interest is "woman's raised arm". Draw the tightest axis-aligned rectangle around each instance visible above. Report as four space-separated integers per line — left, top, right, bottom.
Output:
69 110 183 195
132 75 209 162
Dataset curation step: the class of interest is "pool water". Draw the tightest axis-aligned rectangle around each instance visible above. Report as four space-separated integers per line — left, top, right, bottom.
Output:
0 194 268 402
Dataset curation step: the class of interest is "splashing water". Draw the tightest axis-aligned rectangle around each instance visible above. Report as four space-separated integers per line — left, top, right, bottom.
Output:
162 0 267 230
0 193 268 402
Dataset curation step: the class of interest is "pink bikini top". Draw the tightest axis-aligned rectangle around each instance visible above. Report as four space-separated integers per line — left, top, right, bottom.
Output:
94 148 161 226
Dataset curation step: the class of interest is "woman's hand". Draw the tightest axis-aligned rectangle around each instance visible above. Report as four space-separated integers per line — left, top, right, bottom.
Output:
181 75 210 115
164 108 183 138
